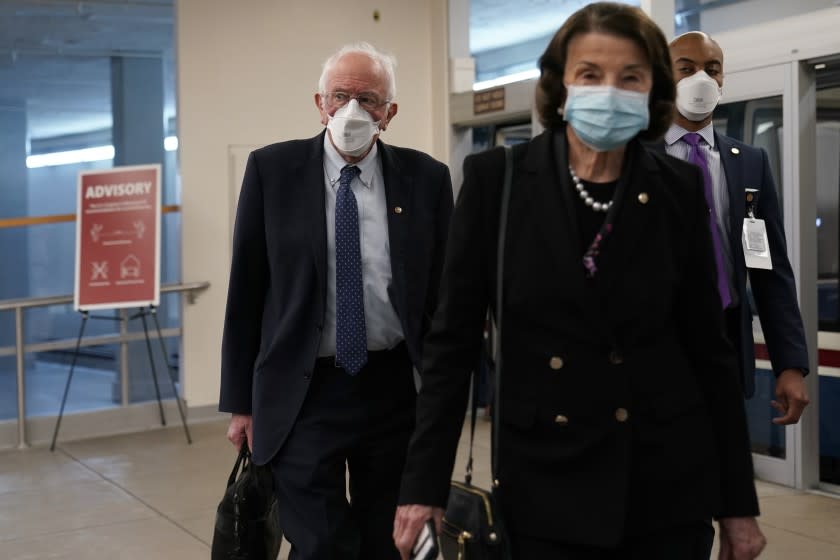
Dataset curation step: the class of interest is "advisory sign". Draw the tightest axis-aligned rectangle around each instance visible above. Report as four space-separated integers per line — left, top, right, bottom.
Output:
74 164 161 311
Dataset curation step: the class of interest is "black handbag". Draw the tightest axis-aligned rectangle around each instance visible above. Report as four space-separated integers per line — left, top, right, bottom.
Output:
211 446 283 560
440 146 513 560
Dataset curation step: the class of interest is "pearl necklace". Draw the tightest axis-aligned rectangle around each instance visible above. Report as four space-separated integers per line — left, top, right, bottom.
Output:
569 166 613 213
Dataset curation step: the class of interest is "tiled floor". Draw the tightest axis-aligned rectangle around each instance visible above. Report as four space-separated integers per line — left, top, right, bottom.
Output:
1 419 839 559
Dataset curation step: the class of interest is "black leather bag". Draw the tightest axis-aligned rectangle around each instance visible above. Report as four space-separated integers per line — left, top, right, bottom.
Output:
211 447 282 560
440 146 513 560
440 479 507 559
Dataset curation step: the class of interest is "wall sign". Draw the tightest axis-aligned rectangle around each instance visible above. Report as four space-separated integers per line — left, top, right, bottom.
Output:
474 87 506 115
75 164 161 310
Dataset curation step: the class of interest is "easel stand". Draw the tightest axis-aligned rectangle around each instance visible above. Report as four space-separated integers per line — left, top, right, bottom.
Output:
50 305 192 451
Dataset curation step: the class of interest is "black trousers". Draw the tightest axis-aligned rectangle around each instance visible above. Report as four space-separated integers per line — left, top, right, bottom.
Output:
270 343 416 560
511 521 714 559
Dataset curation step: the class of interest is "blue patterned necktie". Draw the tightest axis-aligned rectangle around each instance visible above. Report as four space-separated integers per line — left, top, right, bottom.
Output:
682 132 732 308
335 165 367 375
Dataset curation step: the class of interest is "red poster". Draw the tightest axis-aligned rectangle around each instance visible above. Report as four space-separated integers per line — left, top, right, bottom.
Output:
74 165 161 311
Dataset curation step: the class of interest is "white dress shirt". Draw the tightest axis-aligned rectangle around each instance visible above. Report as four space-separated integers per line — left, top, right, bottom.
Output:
318 135 404 356
665 123 738 302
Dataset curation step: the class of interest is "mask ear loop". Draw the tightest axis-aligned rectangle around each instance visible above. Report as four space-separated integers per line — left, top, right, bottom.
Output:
378 102 391 132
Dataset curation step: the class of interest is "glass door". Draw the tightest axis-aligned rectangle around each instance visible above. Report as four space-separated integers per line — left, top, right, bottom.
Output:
814 59 840 492
713 62 819 488
713 95 786 465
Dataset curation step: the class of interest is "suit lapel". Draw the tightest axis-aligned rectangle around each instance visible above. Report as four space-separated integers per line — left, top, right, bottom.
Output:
526 133 656 335
522 131 585 303
715 132 745 246
649 140 667 155
595 142 657 297
303 132 328 309
379 141 411 320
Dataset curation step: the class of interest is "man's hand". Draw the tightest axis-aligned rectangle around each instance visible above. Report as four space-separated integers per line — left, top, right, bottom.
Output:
227 413 253 451
393 504 444 560
772 368 809 425
718 517 766 559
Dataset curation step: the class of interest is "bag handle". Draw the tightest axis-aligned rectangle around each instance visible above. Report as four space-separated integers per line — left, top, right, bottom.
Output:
227 445 250 488
465 145 513 485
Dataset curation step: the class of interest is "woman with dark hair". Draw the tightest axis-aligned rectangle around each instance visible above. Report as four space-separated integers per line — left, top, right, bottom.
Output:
394 2 765 558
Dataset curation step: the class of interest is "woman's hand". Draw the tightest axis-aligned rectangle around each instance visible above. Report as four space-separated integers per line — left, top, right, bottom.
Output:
718 517 766 559
393 504 444 559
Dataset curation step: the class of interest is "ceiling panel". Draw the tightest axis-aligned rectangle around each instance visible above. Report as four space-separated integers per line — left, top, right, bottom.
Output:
470 0 641 53
0 0 173 140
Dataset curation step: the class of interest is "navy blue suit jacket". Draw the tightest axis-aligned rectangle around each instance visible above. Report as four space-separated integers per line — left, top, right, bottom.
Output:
219 131 454 465
660 131 808 397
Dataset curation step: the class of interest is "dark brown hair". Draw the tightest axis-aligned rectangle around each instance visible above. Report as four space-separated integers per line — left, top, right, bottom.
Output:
536 1 675 140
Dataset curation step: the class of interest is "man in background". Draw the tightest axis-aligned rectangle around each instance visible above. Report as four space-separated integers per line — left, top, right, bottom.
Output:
220 42 453 560
665 32 810 418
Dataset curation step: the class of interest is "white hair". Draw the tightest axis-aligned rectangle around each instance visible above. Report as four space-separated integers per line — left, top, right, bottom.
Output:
318 42 397 101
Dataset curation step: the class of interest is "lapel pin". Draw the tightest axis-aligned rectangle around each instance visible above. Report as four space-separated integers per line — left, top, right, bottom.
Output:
731 147 740 155
394 206 403 214
638 192 649 204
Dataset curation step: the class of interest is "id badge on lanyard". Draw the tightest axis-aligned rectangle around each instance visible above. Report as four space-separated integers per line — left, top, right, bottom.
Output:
742 188 773 270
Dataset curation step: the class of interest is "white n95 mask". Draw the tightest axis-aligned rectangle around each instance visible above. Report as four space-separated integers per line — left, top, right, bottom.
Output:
676 70 722 121
326 99 381 157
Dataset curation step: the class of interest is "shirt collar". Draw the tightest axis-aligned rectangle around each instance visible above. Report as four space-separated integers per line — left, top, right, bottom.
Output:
665 122 716 148
323 133 378 190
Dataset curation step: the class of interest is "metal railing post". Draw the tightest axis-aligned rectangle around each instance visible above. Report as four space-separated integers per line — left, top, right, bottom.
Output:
0 281 209 449
15 307 27 449
120 308 129 406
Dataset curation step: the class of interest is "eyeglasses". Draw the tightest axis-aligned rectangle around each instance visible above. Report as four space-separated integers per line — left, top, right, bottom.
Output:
323 91 390 112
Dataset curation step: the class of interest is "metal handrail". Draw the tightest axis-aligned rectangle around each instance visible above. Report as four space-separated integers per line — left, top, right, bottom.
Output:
0 281 210 449
0 204 181 230
0 280 208 311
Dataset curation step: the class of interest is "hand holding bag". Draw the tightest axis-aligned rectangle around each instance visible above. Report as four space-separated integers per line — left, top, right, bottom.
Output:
439 146 513 560
211 446 282 560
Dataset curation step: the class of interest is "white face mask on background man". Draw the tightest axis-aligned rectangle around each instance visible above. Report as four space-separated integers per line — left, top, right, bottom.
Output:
675 70 722 122
326 99 381 157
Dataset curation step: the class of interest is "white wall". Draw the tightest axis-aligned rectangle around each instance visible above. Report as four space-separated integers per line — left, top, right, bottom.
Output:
710 7 840 74
177 0 449 408
700 0 837 36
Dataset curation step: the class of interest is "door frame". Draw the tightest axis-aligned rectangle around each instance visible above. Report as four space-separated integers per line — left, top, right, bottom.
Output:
722 61 819 489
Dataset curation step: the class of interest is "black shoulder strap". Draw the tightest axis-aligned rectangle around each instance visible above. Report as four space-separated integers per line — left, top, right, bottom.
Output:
465 145 513 485
493 146 513 481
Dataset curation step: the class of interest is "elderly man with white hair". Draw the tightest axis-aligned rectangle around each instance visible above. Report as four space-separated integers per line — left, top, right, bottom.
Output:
220 42 453 559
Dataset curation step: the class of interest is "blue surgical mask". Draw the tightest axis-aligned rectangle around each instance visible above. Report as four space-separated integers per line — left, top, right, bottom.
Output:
561 85 650 152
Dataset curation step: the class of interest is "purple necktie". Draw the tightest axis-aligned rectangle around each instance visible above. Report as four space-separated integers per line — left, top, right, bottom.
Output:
682 132 732 308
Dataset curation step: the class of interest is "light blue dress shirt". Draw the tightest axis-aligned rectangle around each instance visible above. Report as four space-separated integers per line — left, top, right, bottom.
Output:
318 136 404 356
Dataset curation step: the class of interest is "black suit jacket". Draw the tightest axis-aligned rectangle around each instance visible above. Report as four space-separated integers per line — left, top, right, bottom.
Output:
220 131 454 465
399 129 759 547
716 132 809 396
655 131 809 397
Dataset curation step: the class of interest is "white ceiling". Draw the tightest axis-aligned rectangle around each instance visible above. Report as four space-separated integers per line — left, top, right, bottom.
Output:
470 0 640 53
4 0 759 144
0 0 174 140
0 0 640 142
